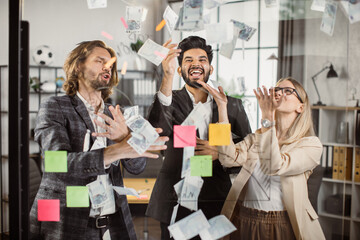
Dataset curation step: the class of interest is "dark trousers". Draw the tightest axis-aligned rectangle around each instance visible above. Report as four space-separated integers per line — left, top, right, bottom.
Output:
86 211 130 240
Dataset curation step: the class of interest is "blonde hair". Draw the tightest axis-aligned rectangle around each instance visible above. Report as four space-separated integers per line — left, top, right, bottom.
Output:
63 40 118 100
275 77 315 145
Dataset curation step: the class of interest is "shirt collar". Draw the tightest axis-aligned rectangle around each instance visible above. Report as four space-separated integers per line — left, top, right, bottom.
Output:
76 91 105 114
185 80 219 104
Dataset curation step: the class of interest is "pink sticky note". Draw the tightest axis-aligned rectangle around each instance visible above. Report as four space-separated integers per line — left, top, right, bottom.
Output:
154 50 166 59
120 17 128 29
173 125 196 148
137 195 149 200
101 31 113 40
38 199 60 222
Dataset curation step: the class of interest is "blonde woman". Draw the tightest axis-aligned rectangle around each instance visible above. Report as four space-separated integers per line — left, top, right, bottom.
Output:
198 77 325 240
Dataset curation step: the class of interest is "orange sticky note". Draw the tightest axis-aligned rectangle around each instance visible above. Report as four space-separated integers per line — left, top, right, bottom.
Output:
156 19 166 31
104 57 117 69
209 123 231 146
121 61 128 75
38 199 60 222
174 125 196 148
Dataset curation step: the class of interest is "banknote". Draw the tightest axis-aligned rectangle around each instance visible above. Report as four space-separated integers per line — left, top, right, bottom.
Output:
205 23 234 44
170 203 179 229
174 179 185 199
174 7 204 32
87 178 110 209
311 0 326 12
183 0 203 23
198 215 236 240
231 19 257 41
126 6 143 33
137 39 170 66
348 1 360 23
168 209 210 240
179 176 203 211
99 184 116 215
320 1 337 36
87 0 107 9
182 102 209 127
265 0 277 8
113 186 140 198
181 146 195 178
123 106 139 120
126 115 147 132
164 6 179 34
219 25 241 59
126 114 160 154
204 0 225 9
127 132 151 155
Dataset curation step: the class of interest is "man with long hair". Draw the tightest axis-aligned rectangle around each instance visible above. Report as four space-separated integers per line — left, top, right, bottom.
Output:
29 40 168 240
146 36 252 239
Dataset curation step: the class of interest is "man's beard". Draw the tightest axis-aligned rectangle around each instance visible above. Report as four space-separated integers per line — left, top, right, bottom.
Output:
181 67 210 89
90 74 111 91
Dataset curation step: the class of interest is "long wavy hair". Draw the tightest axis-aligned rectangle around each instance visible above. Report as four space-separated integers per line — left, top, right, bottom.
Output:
63 40 118 100
275 77 315 145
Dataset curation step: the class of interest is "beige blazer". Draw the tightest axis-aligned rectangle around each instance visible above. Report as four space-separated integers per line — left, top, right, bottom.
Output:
218 127 325 240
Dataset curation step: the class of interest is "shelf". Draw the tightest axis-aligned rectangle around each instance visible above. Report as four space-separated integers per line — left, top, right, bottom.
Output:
319 211 352 220
322 177 353 184
322 142 355 147
354 182 360 186
353 218 360 222
311 106 360 111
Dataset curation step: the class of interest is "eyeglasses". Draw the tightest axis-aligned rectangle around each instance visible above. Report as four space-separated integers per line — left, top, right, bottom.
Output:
274 87 303 103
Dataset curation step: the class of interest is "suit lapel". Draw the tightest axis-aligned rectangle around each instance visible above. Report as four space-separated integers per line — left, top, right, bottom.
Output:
71 95 96 143
176 87 194 121
211 98 219 123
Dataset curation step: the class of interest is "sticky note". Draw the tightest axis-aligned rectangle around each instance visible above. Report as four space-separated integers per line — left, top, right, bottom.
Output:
104 56 116 69
209 123 231 146
156 19 166 31
38 199 60 222
66 186 89 207
190 155 212 177
121 61 128 75
154 50 167 59
173 125 196 148
120 17 128 29
44 151 67 172
101 31 113 40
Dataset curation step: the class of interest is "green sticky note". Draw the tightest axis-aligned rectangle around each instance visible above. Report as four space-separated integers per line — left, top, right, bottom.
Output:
66 186 89 207
209 123 231 146
44 151 67 172
190 155 212 177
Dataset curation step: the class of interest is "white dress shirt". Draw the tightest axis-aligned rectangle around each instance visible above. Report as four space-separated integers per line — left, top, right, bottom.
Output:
157 80 221 140
76 92 116 216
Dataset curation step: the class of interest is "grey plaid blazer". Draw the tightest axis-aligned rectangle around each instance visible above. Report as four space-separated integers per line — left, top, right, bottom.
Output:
29 94 146 240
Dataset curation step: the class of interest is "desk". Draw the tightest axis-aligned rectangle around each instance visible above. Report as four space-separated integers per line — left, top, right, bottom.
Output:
123 178 156 240
123 178 156 204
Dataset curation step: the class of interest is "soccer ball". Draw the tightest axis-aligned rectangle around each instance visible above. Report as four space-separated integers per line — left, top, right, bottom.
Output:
32 45 53 66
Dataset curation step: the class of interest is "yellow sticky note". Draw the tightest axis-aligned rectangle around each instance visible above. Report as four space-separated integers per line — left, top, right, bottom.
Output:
209 123 231 146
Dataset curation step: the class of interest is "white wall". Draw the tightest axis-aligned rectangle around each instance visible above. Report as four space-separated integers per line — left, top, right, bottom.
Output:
0 0 9 65
304 2 360 106
23 0 160 70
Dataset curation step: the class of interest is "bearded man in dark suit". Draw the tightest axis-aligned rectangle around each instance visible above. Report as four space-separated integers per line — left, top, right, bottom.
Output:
29 40 168 240
146 36 252 239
